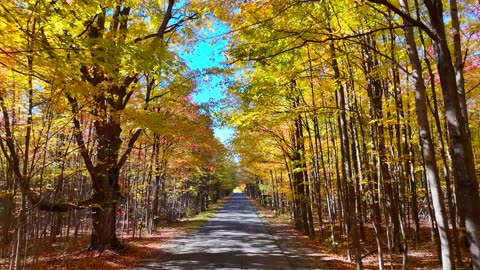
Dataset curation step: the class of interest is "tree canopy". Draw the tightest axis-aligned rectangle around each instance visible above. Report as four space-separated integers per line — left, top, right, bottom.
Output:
2 0 480 269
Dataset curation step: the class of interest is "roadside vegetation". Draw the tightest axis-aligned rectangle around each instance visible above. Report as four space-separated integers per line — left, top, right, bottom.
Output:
1 1 480 269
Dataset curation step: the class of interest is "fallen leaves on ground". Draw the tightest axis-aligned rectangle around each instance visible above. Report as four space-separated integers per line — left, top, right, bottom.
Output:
3 196 465 269
251 200 465 270
2 198 227 270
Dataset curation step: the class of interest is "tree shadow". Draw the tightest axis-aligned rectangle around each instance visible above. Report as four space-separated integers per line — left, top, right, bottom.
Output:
132 193 329 269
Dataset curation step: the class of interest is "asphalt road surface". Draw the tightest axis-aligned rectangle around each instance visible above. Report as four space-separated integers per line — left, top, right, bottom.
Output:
133 193 327 269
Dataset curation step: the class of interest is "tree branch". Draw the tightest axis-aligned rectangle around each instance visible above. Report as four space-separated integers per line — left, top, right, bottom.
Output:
0 96 24 181
117 128 143 169
27 190 96 212
365 0 437 40
65 94 96 176
133 0 175 43
120 73 139 108
229 25 413 64
157 0 175 39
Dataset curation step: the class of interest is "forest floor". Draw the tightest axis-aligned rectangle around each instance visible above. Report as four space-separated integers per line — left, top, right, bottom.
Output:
252 201 467 270
2 195 467 269
0 198 228 270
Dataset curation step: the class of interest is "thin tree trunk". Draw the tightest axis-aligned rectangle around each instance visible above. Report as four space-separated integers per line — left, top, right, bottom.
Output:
333 65 362 270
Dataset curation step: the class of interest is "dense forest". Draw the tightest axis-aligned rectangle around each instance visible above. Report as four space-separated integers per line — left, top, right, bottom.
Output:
220 0 480 269
0 1 237 269
1 0 480 269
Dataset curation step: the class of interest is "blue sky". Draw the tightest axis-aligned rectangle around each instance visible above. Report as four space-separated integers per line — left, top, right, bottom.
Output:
180 25 235 145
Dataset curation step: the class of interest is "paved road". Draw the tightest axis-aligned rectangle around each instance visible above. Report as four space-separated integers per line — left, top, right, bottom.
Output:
133 193 327 269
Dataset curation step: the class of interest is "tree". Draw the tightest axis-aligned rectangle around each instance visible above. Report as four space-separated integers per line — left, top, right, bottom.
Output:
0 0 204 252
218 0 480 268
366 0 480 267
398 0 453 267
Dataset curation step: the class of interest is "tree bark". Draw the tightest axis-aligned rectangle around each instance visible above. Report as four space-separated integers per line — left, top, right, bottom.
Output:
291 89 311 237
399 0 453 267
328 34 362 268
423 1 480 268
368 0 480 267
362 36 402 253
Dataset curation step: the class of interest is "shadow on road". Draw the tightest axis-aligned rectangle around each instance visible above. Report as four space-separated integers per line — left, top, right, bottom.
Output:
133 193 327 269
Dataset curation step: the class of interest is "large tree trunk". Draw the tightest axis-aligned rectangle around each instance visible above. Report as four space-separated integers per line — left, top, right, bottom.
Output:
1 166 15 258
423 1 480 268
399 0 453 267
89 187 122 251
88 119 124 250
68 82 141 250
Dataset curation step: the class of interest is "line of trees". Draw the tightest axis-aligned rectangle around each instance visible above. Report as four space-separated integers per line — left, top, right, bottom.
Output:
0 1 236 269
218 0 480 269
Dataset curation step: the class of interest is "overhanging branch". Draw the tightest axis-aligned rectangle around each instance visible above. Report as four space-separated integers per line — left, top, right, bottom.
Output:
65 93 96 176
117 128 143 169
366 0 437 40
28 190 95 212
